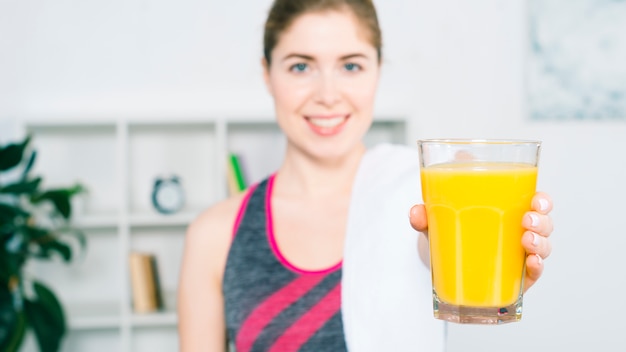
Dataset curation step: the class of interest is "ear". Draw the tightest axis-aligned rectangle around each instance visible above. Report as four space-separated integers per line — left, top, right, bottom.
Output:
261 57 273 95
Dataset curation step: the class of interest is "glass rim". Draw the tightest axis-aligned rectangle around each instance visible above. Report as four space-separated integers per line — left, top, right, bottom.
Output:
417 138 541 146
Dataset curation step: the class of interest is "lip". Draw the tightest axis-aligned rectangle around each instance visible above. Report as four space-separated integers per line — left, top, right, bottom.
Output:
305 114 348 120
304 113 350 136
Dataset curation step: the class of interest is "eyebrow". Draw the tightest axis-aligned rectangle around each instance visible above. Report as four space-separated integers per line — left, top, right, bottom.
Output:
281 53 371 62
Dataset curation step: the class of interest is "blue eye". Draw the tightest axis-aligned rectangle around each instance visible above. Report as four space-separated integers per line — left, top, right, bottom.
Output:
290 63 308 73
344 63 361 72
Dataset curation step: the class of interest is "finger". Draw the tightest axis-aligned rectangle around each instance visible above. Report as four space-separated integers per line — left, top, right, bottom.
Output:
522 211 554 237
531 191 553 215
521 231 552 260
523 253 544 293
417 233 430 267
409 204 428 232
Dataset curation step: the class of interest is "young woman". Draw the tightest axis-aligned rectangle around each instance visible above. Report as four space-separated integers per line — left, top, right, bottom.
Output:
177 1 554 351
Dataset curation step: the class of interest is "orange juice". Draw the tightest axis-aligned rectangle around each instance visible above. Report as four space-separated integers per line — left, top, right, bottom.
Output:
421 162 537 307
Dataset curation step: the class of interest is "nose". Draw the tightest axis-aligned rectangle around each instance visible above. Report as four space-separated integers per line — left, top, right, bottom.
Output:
314 71 340 107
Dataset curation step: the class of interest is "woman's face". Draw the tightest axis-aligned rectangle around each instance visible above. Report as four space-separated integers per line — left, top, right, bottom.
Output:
264 10 380 162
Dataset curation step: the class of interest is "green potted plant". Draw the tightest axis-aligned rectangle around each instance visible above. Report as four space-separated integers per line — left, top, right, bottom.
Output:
0 136 85 352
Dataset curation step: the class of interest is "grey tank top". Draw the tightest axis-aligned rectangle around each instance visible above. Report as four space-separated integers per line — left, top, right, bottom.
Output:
223 174 347 352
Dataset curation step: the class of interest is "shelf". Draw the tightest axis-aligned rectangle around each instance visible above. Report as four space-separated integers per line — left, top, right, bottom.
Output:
25 119 117 131
130 290 178 327
127 122 218 215
72 214 119 230
25 122 120 216
128 119 215 129
66 302 122 331
226 122 285 185
366 119 408 146
131 310 178 328
21 116 410 352
128 212 198 228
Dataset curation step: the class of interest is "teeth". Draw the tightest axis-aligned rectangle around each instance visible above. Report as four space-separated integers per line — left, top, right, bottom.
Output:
308 116 345 128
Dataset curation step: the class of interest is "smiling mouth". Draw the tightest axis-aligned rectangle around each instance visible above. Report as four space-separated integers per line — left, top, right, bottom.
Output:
304 114 350 136
305 114 349 128
308 115 347 128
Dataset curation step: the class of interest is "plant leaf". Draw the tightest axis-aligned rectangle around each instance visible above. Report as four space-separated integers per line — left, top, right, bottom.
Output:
66 183 85 197
0 291 26 352
52 196 71 220
56 228 86 262
0 251 9 281
53 241 72 262
20 226 66 261
21 150 37 180
0 204 29 224
31 190 72 219
70 229 86 260
0 136 30 172
0 224 14 236
21 225 50 242
40 240 72 262
33 281 66 328
0 177 42 195
23 281 66 352
5 312 26 352
0 240 23 281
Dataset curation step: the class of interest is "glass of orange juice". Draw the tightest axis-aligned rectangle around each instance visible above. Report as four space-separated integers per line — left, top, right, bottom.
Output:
418 139 541 324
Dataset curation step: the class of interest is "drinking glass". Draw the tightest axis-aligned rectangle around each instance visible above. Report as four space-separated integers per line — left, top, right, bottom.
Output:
418 139 541 324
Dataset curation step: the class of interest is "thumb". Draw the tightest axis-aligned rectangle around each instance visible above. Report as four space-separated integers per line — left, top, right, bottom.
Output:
409 204 428 232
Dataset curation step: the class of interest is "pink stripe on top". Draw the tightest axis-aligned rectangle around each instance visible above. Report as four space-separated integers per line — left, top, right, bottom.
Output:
268 283 342 352
234 274 327 352
265 173 343 275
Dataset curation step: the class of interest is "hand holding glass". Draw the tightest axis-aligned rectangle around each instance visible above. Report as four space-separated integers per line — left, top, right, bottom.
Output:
418 139 541 324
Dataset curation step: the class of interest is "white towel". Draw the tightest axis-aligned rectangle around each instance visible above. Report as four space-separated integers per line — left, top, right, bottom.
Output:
342 143 446 352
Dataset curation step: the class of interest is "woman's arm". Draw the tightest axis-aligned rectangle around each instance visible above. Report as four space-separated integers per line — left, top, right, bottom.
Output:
177 194 246 351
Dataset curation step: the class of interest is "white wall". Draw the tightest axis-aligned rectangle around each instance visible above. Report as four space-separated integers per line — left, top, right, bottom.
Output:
395 1 626 351
1 0 625 351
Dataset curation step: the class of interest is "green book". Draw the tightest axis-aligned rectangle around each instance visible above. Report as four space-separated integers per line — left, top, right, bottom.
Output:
228 153 247 193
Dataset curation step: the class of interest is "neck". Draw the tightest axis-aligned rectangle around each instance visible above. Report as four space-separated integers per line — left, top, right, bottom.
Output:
274 143 367 198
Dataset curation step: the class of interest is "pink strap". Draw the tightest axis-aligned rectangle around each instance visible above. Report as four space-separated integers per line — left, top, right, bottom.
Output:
231 184 258 240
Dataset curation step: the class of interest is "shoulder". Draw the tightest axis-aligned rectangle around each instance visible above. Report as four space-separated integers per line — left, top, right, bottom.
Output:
178 191 253 350
187 191 248 242
182 190 251 283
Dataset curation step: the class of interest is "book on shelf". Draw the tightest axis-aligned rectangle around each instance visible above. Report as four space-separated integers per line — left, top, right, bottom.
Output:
226 153 248 196
129 252 163 314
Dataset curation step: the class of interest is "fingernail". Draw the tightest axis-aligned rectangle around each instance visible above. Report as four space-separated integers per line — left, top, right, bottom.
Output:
539 198 549 212
535 253 543 265
532 232 539 247
529 213 539 228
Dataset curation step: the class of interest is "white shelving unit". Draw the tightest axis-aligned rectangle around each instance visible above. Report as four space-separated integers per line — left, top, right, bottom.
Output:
21 115 409 352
